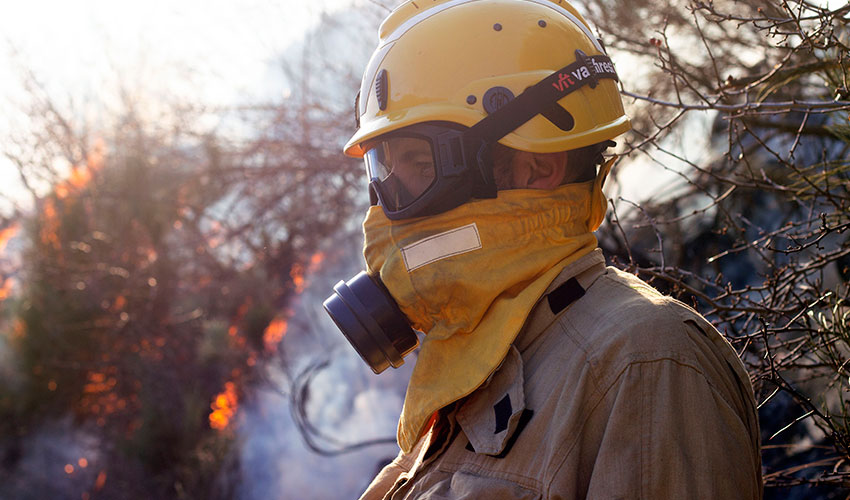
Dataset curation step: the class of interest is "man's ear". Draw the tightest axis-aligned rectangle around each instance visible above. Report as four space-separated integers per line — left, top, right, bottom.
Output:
526 151 567 189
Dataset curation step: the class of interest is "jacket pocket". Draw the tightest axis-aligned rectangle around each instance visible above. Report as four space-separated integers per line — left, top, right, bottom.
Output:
416 471 540 500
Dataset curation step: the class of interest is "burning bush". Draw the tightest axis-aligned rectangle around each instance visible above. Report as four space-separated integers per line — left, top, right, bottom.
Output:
0 72 358 497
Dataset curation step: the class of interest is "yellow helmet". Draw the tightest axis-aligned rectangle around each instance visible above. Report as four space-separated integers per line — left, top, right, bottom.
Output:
344 0 631 158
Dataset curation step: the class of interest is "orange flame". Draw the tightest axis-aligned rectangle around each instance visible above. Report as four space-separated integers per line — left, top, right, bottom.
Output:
40 139 104 254
39 199 61 250
112 295 126 311
0 223 19 252
94 470 107 491
290 263 306 294
79 369 124 420
290 252 327 295
83 372 110 394
0 278 13 301
11 319 25 340
308 252 326 272
68 166 92 189
262 316 288 352
209 381 238 431
55 162 96 201
236 298 252 319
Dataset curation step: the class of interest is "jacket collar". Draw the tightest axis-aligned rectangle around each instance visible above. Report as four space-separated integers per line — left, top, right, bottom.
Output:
515 248 607 353
456 346 527 456
456 250 606 457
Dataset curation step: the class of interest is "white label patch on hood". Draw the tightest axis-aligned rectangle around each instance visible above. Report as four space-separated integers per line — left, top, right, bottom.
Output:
401 223 482 272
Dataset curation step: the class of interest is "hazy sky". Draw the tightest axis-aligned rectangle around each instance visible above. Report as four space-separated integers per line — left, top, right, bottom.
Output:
0 0 359 102
0 0 366 211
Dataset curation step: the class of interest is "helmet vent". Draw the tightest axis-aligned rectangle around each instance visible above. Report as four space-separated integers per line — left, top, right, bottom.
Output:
354 91 361 129
376 69 389 111
541 105 575 131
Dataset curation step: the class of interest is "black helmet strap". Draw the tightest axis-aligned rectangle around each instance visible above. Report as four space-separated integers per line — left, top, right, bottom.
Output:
464 50 620 146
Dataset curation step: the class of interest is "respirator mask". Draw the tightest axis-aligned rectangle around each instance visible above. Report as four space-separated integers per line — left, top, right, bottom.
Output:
322 120 488 374
324 50 621 374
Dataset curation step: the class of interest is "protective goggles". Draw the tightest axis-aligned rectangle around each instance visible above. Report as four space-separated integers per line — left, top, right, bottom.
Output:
364 122 493 220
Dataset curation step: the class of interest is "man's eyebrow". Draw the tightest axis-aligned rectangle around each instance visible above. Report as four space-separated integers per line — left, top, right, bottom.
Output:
400 150 431 162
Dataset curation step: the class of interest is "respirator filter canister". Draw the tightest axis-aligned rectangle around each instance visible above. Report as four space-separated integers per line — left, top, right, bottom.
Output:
323 271 419 374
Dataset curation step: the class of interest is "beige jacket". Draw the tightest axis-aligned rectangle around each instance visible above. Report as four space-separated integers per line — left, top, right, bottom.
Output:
360 250 763 499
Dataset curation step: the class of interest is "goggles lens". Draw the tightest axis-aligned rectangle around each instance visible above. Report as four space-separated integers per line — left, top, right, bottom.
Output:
365 136 436 211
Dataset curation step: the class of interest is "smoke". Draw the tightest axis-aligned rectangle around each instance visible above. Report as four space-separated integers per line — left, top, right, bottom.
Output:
0 417 102 500
235 229 415 500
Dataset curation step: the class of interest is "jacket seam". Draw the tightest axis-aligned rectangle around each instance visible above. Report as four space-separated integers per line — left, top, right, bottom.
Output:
544 357 722 497
544 359 633 495
554 315 604 392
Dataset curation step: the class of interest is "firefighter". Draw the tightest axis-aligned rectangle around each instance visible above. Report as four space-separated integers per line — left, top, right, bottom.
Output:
324 0 763 497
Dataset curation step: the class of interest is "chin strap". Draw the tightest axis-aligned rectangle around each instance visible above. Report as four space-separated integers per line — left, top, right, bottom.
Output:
589 155 617 231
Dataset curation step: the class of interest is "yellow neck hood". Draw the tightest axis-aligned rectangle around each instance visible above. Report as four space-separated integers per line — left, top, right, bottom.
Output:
363 160 610 453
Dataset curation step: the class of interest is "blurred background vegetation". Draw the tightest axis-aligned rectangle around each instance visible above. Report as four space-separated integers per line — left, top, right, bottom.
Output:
0 0 848 499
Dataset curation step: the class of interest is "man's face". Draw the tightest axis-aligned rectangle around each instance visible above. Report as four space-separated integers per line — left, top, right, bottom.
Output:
366 136 436 210
492 146 570 190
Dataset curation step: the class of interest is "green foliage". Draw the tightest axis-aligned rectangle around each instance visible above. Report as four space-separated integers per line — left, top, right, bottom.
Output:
8 149 215 496
0 108 335 497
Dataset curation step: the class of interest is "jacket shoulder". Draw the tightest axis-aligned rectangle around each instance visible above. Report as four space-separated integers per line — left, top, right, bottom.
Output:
558 266 731 374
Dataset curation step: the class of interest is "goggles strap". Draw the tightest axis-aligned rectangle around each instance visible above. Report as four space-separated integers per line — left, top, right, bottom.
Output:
464 50 619 145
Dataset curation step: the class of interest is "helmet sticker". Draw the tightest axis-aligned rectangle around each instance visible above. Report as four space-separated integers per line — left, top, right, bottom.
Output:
466 52 620 145
400 223 482 272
